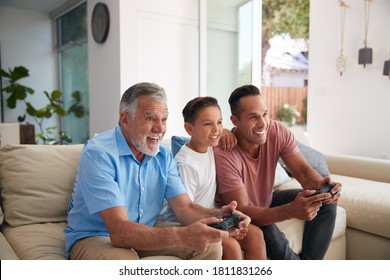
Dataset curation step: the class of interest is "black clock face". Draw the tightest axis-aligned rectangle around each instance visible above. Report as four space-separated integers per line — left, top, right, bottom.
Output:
91 3 110 43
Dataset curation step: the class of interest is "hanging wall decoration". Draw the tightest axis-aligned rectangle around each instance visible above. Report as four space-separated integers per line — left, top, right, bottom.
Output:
337 1 349 76
358 0 373 68
383 54 390 79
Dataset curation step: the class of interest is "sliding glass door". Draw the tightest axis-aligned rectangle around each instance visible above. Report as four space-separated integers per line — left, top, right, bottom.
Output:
57 2 89 144
204 0 261 127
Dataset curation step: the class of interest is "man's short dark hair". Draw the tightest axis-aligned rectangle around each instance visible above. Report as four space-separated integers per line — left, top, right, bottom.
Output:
228 85 261 118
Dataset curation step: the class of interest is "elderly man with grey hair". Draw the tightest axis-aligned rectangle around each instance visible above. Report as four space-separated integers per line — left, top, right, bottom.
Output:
64 82 250 260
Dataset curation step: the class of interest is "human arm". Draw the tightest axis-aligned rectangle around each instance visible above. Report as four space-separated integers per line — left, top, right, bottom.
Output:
218 187 328 227
282 152 342 204
169 194 249 226
100 205 228 253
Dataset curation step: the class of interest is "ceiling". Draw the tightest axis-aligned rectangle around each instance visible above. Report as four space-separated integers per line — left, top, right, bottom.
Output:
1 0 251 13
0 0 71 13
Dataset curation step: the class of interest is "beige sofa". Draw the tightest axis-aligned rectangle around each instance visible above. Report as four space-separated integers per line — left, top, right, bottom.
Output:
0 144 389 260
326 154 390 259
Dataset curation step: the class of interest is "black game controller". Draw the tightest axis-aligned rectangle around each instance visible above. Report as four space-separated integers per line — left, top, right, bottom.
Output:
310 183 336 197
209 213 242 231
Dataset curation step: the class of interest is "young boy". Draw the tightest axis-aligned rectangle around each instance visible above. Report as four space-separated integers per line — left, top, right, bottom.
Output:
175 96 266 260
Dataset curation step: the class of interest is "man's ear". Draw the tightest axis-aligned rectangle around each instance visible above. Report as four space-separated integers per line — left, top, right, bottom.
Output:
230 115 238 127
120 112 130 125
184 122 194 136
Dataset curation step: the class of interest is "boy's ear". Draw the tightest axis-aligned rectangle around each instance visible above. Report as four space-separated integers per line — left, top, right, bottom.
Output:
184 122 194 136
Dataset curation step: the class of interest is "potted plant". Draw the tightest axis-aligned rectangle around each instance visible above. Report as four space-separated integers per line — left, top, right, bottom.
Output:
0 65 86 144
277 103 300 127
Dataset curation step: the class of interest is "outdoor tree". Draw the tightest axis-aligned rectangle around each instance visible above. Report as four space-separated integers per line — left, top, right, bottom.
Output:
262 0 310 67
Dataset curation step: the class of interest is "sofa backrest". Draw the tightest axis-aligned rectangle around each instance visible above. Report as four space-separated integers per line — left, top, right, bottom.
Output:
326 153 390 183
0 144 83 227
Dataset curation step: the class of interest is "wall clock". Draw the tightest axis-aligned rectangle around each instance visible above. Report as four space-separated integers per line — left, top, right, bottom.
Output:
91 2 110 43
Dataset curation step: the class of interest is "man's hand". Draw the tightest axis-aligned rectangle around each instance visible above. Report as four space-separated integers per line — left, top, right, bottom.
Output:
218 129 237 151
315 177 342 204
288 191 331 221
182 217 229 253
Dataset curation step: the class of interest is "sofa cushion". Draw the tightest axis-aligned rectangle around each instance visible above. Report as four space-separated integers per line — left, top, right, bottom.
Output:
2 222 67 259
333 174 390 239
0 144 83 226
274 162 292 187
171 136 190 157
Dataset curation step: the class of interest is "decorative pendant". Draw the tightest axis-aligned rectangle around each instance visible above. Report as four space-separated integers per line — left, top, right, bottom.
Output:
337 54 347 76
358 47 373 68
383 59 390 79
337 1 348 75
359 0 373 68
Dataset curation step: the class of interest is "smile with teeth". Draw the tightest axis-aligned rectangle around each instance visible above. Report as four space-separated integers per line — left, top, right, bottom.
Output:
148 135 161 141
254 130 266 135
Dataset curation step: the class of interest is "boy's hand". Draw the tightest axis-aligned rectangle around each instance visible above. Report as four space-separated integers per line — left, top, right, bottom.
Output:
219 201 251 237
232 227 248 240
218 129 237 151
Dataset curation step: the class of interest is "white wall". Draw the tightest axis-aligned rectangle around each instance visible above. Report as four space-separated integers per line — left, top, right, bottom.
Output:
87 0 122 136
88 0 199 138
308 0 390 159
0 6 57 129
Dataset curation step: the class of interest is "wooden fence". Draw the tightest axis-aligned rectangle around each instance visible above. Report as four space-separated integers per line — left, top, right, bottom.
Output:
261 86 308 123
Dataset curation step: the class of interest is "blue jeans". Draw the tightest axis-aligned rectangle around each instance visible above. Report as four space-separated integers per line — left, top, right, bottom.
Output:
261 189 337 260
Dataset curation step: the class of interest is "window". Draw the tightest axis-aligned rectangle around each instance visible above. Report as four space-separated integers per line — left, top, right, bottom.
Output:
205 0 261 127
56 2 89 144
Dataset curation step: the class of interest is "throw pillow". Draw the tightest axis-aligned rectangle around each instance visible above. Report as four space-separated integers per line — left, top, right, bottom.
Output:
0 144 83 227
274 162 292 187
279 141 330 178
171 136 190 157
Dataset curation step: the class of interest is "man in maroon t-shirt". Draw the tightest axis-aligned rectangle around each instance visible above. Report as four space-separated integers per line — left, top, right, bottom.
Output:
215 85 342 260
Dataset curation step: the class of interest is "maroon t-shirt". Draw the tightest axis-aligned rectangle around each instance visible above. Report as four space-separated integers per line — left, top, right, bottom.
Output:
214 120 299 208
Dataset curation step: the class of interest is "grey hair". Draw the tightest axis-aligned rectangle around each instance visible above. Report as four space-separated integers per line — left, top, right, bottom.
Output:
119 82 167 121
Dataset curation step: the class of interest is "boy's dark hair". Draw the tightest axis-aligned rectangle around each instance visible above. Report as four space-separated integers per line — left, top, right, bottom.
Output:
182 96 220 124
228 85 261 118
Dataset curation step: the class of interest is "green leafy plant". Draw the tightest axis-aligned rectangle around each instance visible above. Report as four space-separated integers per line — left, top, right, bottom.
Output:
277 103 300 127
0 65 85 144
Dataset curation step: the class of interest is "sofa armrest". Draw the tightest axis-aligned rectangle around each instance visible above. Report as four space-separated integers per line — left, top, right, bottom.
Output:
325 153 390 183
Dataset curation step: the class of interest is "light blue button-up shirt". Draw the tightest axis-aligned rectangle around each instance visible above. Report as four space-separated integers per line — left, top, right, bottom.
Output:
64 127 186 257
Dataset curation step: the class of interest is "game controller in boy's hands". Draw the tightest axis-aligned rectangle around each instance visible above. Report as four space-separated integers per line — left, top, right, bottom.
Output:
209 213 242 231
309 183 337 197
